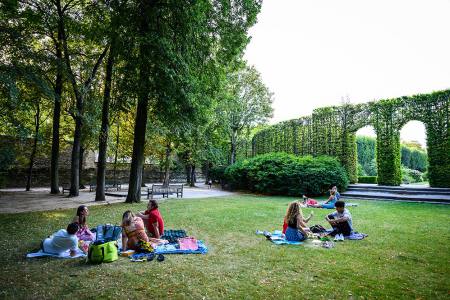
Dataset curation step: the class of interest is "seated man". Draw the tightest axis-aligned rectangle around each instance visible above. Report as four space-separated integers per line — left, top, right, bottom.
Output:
41 223 79 256
325 200 352 241
136 200 164 239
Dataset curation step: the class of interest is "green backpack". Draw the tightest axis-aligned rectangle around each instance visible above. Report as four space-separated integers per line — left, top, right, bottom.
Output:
88 241 118 264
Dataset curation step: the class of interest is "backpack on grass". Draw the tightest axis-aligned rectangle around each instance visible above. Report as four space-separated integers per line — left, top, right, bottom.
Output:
93 224 122 242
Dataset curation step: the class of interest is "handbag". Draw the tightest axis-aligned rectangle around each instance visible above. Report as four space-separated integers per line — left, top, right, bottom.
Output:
88 240 118 263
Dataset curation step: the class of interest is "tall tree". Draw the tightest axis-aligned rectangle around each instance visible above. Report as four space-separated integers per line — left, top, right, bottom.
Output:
123 0 262 202
217 65 273 164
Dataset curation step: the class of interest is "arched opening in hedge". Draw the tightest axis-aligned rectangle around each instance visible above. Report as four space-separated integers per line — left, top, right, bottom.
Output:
400 121 428 185
355 125 377 183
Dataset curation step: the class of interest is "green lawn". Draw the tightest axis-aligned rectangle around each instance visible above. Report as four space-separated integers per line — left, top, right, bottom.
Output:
0 195 449 299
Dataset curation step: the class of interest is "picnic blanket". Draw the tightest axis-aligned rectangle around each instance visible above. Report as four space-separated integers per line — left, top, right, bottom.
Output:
257 230 303 246
154 240 208 254
26 248 86 259
324 229 368 240
345 232 367 240
160 229 187 243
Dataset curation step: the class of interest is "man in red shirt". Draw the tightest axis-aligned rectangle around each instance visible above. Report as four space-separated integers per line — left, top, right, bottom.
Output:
137 200 164 238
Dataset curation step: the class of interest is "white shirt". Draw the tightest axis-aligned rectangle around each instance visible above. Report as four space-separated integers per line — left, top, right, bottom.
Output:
43 229 78 254
330 208 353 231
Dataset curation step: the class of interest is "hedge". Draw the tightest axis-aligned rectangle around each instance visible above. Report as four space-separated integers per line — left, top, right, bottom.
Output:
224 152 348 196
358 176 377 184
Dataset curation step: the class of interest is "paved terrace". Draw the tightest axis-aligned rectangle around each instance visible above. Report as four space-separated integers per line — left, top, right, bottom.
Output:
0 184 235 214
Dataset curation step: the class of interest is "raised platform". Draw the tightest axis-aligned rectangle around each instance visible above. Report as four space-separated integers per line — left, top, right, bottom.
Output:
341 184 450 204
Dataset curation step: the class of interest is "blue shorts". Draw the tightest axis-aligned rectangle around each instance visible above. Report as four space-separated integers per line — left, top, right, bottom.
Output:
285 226 306 242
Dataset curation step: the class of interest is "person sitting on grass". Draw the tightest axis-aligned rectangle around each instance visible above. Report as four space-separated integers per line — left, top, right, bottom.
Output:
325 200 353 241
310 190 337 209
284 201 312 242
121 211 149 251
72 205 95 241
41 223 79 257
331 185 341 201
136 200 164 239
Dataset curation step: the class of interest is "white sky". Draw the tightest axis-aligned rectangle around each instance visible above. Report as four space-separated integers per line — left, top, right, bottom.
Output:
244 0 450 148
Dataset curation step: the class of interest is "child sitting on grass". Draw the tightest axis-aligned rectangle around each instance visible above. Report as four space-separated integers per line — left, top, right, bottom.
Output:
325 200 353 241
136 200 165 239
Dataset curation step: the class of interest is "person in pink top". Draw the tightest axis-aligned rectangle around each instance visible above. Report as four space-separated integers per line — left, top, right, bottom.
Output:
137 200 164 238
121 211 149 251
72 205 95 241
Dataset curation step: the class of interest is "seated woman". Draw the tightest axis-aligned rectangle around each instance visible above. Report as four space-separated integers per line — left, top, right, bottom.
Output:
310 190 337 209
121 211 149 251
136 200 164 239
284 201 312 242
72 205 95 241
331 186 341 201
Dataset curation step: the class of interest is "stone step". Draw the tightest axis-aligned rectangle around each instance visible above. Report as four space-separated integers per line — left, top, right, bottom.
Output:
346 187 450 196
341 190 450 204
348 184 450 193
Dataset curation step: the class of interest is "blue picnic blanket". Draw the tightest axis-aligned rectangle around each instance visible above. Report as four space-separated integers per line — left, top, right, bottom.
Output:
26 248 86 259
257 230 303 245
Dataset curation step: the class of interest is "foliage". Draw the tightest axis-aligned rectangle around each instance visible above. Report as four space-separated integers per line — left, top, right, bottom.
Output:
216 64 273 164
253 90 449 187
358 176 377 184
401 145 427 172
224 152 348 196
356 136 377 176
209 166 227 183
401 167 424 184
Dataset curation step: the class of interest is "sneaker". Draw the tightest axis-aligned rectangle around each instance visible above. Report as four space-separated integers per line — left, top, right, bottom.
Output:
334 235 340 242
338 234 344 241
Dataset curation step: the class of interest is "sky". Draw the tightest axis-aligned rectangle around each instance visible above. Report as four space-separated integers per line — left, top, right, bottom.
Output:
244 0 450 148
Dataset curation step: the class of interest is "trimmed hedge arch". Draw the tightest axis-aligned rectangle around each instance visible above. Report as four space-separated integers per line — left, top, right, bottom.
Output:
252 90 450 187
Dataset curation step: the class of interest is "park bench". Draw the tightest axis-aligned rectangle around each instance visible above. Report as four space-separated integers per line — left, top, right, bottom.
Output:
147 184 184 199
89 181 122 192
61 183 71 194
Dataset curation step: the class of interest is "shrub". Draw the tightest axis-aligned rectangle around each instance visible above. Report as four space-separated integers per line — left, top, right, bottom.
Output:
358 176 377 184
401 167 423 184
209 166 227 183
224 153 348 196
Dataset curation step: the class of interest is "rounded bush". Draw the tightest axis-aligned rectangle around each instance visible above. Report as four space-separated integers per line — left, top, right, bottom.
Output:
358 176 377 184
224 153 348 196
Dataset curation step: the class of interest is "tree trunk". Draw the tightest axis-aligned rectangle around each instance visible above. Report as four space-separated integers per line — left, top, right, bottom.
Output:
113 119 119 185
185 164 191 185
142 164 147 187
96 44 115 201
230 130 238 164
125 0 154 203
79 146 85 189
26 102 40 191
163 143 171 186
50 28 63 194
190 164 196 187
69 117 82 196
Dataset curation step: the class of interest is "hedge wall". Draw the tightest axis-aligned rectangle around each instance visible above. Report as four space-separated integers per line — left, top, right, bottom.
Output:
252 90 450 187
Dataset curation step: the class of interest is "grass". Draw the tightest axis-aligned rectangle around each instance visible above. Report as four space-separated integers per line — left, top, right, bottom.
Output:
0 195 449 299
